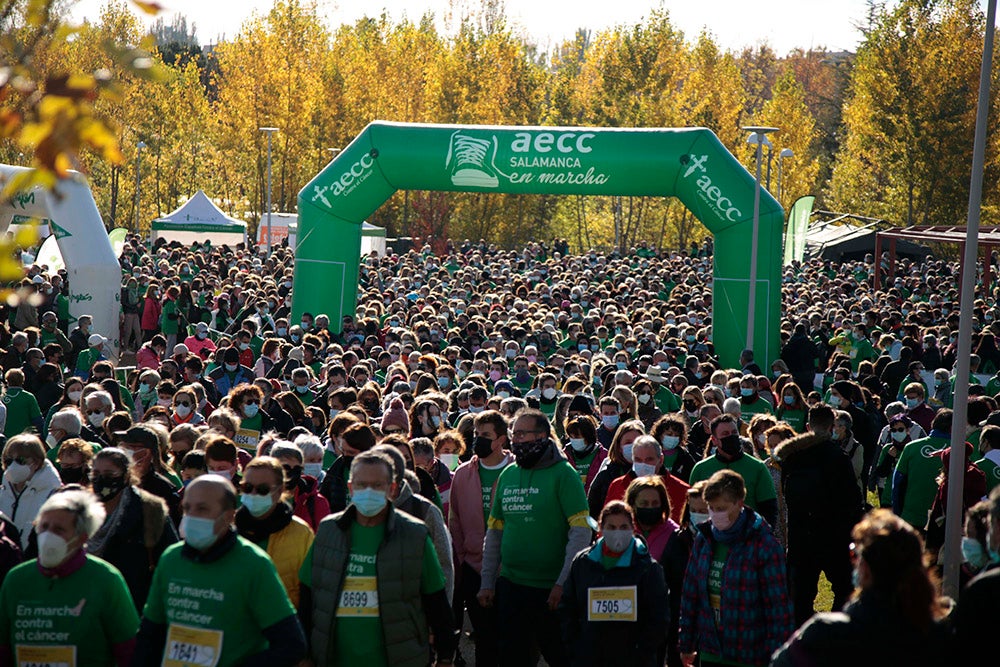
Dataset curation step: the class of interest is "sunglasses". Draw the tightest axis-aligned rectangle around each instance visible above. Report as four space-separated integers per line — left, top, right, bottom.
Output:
891 428 907 433
3 456 29 467
86 409 105 416
240 483 274 496
244 400 259 407
176 401 191 408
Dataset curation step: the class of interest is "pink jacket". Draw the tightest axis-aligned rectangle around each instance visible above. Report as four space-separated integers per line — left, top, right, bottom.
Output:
448 453 512 573
643 517 680 561
140 297 161 331
184 334 217 360
135 343 161 370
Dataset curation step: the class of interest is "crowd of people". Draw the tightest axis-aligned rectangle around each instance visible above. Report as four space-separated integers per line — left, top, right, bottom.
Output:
0 232 995 666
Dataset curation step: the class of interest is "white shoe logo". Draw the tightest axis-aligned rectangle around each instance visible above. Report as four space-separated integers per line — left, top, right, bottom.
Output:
446 132 500 188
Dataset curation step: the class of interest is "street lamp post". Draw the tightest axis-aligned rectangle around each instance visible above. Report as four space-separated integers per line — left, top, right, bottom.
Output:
134 141 146 233
742 126 779 353
778 148 794 206
259 127 279 256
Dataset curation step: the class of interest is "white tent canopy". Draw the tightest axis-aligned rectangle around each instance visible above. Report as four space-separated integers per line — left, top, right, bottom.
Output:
287 219 387 256
151 190 247 246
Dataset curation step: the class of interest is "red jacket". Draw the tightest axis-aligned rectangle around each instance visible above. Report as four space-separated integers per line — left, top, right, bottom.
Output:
605 469 689 524
140 297 161 331
448 453 513 573
291 475 330 531
135 343 161 370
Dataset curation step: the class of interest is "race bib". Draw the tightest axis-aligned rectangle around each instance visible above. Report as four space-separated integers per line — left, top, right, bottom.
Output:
587 586 637 622
162 623 223 667
849 349 858 358
337 576 379 617
233 428 260 449
16 645 75 667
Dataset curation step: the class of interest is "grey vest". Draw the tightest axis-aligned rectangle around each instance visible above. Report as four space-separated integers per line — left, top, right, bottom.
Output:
311 505 430 666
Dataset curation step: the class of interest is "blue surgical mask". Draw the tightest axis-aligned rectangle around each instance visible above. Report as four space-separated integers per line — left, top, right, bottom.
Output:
243 404 260 419
633 461 657 477
296 384 310 394
277 327 288 337
661 435 680 450
438 376 450 389
602 415 620 430
241 493 275 518
783 395 795 405
352 487 388 517
225 363 238 372
740 388 754 397
690 511 709 527
905 397 919 409
569 437 588 452
962 536 988 570
622 444 633 461
180 514 220 550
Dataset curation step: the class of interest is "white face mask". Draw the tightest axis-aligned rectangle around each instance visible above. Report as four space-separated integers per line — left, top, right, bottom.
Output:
175 404 192 418
4 462 33 484
690 511 710 527
601 528 633 553
67 390 83 403
88 412 106 428
37 531 74 568
542 387 557 400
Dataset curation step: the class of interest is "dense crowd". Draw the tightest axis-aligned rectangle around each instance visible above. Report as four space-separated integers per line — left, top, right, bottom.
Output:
0 233 995 666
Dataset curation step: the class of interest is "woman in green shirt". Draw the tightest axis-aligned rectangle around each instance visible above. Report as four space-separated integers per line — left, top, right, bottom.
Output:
776 383 809 434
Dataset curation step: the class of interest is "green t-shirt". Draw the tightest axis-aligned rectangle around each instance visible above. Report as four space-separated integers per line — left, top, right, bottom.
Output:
323 448 338 471
236 413 264 451
975 455 1000 494
488 460 589 588
570 448 597 487
538 398 558 421
143 535 296 667
708 541 729 626
2 388 41 438
298 524 445 667
654 385 681 415
0 556 138 667
738 396 772 423
689 454 777 511
478 461 507 522
894 436 948 529
777 408 806 434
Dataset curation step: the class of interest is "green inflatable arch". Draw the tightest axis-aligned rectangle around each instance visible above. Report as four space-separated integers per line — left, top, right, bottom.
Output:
293 121 783 368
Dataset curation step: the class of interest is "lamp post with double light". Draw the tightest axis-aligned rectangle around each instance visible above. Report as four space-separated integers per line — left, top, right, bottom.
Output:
742 126 778 352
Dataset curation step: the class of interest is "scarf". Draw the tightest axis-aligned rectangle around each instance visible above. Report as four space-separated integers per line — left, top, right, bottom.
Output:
87 485 134 557
235 500 293 544
711 507 751 544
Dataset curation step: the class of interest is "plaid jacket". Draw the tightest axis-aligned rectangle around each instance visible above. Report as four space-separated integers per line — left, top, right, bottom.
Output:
678 509 794 666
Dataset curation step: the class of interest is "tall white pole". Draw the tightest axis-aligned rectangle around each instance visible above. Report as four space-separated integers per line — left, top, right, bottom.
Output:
942 0 996 600
747 139 762 351
260 127 279 256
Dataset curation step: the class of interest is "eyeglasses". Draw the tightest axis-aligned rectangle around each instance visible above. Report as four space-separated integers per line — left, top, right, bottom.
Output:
508 430 543 441
240 483 274 496
3 456 29 467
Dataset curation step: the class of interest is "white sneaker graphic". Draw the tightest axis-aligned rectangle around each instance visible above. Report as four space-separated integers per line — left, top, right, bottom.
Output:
446 132 500 188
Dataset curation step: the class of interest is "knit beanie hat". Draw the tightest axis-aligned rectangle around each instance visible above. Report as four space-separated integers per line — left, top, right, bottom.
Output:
381 397 410 434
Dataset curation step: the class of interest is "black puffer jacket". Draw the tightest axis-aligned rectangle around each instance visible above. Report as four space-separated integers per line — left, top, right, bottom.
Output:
772 432 862 560
561 538 669 667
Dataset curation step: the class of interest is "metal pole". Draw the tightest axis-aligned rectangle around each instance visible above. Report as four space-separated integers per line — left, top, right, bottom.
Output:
765 145 773 192
746 138 764 351
943 0 996 600
133 141 145 232
266 132 273 256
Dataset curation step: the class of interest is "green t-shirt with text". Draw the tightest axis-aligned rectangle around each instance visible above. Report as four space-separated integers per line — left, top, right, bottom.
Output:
0 556 138 667
143 535 296 667
894 436 948 529
298 524 445 667
488 459 589 588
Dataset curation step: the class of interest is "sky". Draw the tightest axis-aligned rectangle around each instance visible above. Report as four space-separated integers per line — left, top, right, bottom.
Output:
68 0 875 56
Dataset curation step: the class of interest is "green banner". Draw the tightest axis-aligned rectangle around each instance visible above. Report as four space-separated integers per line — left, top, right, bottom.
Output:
783 195 815 266
294 122 785 367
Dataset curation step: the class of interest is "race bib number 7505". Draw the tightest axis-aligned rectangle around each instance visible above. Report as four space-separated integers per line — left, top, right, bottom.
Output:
587 586 638 622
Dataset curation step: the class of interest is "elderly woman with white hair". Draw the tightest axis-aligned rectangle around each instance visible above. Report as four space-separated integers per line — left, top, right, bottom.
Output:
0 435 64 550
0 488 139 665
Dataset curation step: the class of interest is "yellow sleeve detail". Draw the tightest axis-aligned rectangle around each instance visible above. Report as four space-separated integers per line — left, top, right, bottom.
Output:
487 517 505 531
567 511 590 528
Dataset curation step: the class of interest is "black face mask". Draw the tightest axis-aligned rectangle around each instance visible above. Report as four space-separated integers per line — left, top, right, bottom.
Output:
473 436 494 459
92 475 127 500
635 506 663 527
512 437 549 469
60 466 88 485
719 434 743 458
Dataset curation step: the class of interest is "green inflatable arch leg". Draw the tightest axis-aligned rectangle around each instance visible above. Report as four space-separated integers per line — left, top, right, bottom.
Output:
293 122 784 368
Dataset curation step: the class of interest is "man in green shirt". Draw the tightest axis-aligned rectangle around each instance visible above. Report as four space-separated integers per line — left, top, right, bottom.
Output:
0 489 138 666
478 409 591 667
2 369 43 438
893 409 953 530
300 449 457 667
689 414 778 528
134 475 307 666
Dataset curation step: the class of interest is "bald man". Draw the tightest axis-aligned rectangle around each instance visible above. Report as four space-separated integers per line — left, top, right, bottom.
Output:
134 474 307 666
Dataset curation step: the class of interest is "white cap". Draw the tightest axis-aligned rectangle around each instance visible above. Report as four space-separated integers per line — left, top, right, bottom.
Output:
172 343 190 356
87 334 106 347
31 275 44 284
